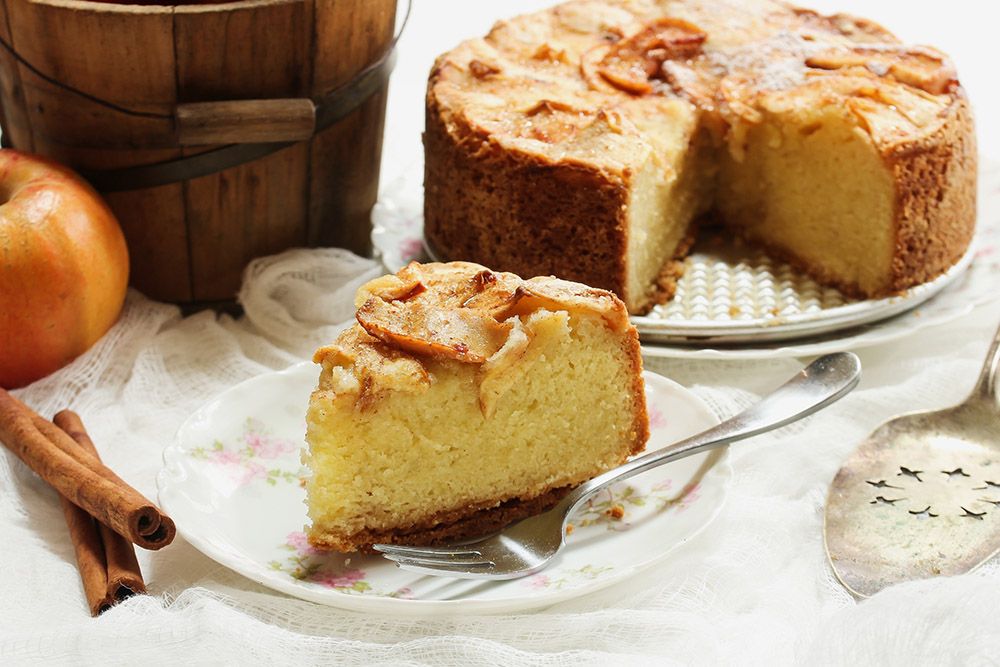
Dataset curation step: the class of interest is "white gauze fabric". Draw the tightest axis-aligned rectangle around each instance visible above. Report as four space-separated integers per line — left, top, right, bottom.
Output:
1 246 999 665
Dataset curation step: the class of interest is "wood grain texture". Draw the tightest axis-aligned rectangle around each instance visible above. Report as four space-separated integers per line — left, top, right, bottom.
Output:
308 88 388 253
0 0 34 151
174 0 314 102
0 0 191 300
176 98 316 146
108 183 193 302
308 0 396 255
174 0 313 302
0 0 396 303
185 143 310 299
4 1 175 148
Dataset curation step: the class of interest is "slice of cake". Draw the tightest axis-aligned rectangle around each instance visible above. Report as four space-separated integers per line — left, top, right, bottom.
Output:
304 261 649 552
424 0 977 313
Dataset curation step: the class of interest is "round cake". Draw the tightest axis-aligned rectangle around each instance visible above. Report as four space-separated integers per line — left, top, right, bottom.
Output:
424 0 977 313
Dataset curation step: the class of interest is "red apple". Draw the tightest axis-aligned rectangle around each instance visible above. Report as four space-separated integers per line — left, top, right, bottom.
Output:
0 150 129 389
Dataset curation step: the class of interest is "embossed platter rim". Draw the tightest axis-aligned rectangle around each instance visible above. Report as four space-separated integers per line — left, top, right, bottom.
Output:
422 234 975 345
630 242 974 344
157 363 731 615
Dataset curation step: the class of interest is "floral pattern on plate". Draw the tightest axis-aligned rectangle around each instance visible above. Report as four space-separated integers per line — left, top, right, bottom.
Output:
524 565 614 591
159 364 731 615
268 532 413 598
188 417 305 488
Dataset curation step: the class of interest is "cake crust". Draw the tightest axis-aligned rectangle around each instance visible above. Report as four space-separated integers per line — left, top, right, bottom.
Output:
309 485 572 553
887 91 977 292
424 0 977 312
423 105 632 300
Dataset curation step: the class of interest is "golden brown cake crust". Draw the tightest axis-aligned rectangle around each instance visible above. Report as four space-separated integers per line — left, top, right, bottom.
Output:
424 0 977 310
309 486 572 553
888 92 977 292
423 106 631 300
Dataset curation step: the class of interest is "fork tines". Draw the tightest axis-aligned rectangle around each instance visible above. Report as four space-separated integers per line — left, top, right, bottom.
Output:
373 543 494 571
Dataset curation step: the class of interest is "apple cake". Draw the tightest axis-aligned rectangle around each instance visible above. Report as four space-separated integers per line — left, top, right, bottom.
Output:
424 0 977 313
304 261 649 552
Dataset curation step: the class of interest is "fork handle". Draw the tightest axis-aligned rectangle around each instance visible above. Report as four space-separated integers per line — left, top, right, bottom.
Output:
557 352 862 520
972 322 1000 405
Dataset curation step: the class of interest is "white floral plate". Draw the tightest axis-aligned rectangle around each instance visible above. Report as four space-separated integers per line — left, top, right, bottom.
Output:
157 363 730 615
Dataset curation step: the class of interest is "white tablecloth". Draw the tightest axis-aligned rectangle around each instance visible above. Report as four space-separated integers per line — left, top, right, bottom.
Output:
3 1 1000 663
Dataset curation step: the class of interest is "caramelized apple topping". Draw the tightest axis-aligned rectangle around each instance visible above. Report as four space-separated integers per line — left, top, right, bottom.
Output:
596 18 707 95
472 269 497 289
356 297 512 363
314 327 431 405
805 46 957 95
396 282 427 302
499 279 628 331
392 262 512 306
518 99 595 143
349 263 629 367
532 43 571 64
600 27 625 43
468 59 501 79
458 282 522 317
524 99 583 116
446 268 522 312
553 2 635 36
843 80 948 145
352 274 425 308
660 60 717 108
580 44 614 91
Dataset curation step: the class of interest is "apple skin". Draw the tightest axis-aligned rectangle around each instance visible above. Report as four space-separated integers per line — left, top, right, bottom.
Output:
0 150 129 389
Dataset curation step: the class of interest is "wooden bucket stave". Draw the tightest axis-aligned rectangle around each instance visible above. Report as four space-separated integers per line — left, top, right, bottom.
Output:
0 0 397 304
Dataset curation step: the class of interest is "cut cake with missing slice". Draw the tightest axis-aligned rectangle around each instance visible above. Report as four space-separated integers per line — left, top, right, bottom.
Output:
424 0 977 313
304 261 649 552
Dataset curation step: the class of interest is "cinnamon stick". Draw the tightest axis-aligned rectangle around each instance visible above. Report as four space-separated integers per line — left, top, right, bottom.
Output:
0 389 175 550
55 410 147 611
59 493 113 616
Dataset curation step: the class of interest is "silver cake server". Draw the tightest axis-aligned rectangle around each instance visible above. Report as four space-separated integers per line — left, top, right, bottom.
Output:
825 322 1000 597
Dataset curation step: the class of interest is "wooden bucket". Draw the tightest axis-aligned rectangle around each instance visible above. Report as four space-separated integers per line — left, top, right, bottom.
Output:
0 0 398 306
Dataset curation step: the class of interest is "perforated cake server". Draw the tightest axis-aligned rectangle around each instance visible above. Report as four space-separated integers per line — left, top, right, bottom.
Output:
825 322 1000 598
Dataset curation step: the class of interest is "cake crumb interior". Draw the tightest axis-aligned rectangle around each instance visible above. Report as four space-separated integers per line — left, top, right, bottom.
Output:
305 310 642 548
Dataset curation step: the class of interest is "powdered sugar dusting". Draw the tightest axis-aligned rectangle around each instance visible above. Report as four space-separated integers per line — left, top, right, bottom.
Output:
866 60 891 76
707 30 826 91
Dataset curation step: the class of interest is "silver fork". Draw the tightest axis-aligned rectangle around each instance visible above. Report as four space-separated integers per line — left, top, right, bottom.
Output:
374 352 861 579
